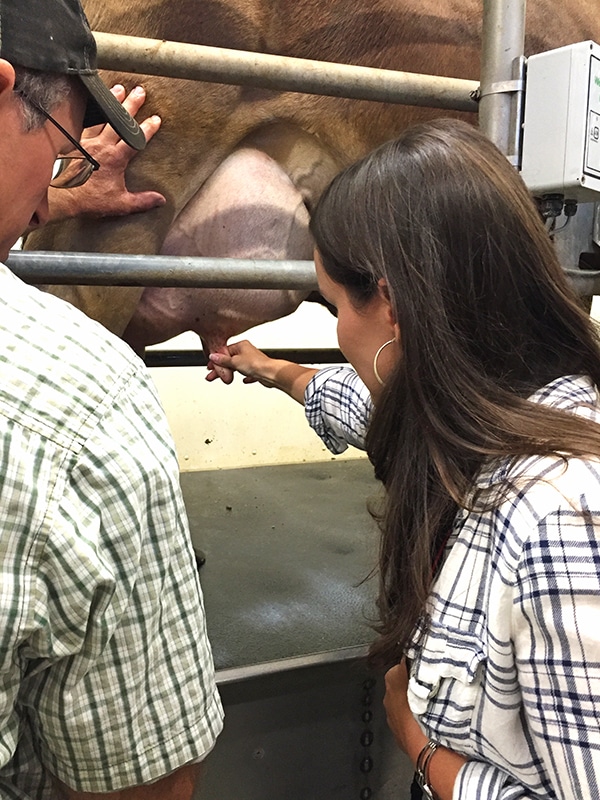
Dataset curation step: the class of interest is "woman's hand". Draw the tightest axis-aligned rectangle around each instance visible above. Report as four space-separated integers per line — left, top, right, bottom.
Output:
208 340 318 402
207 340 280 386
47 85 166 222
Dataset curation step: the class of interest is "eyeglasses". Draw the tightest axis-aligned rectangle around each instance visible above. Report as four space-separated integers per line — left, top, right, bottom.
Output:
15 89 100 189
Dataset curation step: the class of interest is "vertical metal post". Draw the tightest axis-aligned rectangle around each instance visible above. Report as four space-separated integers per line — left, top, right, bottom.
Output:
479 0 527 160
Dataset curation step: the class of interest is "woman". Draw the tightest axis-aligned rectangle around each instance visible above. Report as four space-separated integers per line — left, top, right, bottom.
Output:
210 118 600 798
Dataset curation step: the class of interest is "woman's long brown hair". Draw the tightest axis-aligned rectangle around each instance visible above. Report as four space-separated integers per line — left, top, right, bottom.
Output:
310 119 600 670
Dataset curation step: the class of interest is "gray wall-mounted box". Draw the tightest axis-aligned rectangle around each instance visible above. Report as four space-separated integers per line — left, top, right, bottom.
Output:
521 41 600 201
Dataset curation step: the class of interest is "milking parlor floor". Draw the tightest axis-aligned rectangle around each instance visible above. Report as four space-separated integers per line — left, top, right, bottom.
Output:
180 459 414 799
181 458 379 671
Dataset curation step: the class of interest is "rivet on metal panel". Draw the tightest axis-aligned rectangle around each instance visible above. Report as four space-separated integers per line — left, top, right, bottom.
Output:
360 756 374 773
360 730 374 747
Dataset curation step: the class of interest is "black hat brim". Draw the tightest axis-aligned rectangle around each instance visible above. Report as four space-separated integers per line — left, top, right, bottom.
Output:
79 71 146 151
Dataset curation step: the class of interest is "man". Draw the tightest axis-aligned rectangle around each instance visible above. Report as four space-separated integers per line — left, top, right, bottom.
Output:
0 1 224 797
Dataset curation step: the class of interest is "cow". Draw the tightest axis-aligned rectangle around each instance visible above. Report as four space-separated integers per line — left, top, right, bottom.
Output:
25 0 599 380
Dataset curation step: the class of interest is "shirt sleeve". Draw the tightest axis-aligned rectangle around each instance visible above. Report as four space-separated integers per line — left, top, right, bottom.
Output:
304 366 373 453
20 363 224 793
454 502 600 800
454 761 525 799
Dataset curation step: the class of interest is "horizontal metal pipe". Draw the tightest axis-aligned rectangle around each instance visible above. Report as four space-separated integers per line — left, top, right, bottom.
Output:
145 348 346 368
94 31 479 112
9 253 596 296
8 251 318 290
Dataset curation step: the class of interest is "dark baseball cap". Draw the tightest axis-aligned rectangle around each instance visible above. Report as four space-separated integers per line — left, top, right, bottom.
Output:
0 0 146 150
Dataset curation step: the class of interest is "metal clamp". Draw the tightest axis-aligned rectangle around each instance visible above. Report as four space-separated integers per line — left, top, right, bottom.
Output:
479 78 525 98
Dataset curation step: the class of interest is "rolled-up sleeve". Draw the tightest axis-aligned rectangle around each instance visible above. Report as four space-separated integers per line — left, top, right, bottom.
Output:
304 366 373 453
454 761 524 799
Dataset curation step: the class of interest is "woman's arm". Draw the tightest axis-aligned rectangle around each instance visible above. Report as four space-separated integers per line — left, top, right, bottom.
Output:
207 340 318 404
385 495 600 800
304 365 372 453
208 343 373 453
384 661 466 800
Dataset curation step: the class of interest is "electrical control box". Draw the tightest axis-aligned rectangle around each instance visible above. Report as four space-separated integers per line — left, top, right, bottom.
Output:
521 41 600 201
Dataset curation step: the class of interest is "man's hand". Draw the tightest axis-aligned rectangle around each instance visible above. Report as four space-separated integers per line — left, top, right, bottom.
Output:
47 85 166 221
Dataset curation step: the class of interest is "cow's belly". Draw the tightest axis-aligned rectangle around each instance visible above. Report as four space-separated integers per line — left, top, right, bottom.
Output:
123 147 313 379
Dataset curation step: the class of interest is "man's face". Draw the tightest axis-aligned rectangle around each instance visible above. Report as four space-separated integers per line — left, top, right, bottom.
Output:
0 80 86 261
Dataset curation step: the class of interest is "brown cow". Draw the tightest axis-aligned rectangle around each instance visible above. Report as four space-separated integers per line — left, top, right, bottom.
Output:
26 0 599 377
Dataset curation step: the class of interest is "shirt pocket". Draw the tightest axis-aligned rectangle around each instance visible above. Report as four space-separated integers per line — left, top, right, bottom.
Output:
407 618 487 742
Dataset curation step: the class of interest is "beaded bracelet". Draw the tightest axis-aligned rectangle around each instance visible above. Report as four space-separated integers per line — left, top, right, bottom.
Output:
414 739 439 799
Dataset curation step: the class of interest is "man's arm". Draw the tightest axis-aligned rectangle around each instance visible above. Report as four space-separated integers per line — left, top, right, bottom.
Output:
56 762 201 800
27 356 223 794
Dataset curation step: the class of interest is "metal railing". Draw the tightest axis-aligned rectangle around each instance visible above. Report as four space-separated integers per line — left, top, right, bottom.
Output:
8 251 318 289
94 31 479 112
16 0 562 306
8 252 598 296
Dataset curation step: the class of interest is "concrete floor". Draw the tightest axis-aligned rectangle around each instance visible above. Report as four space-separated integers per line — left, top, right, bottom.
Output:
180 460 414 799
180 458 382 671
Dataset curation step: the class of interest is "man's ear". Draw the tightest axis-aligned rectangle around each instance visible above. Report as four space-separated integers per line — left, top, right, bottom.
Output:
0 60 16 102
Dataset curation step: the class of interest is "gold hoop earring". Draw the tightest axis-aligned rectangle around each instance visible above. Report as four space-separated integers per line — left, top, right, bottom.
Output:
373 339 395 386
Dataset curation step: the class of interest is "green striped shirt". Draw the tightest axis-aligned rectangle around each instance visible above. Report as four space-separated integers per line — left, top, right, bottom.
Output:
0 264 223 797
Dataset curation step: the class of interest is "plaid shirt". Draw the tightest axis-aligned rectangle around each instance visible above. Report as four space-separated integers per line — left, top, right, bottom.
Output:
406 375 600 799
0 264 223 797
304 366 372 453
